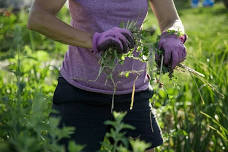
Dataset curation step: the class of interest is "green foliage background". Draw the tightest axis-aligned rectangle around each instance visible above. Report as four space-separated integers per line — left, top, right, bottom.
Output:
0 1 228 152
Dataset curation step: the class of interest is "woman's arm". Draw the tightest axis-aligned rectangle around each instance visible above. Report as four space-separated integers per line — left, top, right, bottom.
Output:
149 0 187 70
149 0 185 33
27 0 93 49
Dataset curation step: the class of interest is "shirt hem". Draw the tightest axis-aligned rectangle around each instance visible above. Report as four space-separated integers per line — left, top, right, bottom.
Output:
60 70 150 95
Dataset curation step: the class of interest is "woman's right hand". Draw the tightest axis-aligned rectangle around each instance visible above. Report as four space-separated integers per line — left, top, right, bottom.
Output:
92 27 135 55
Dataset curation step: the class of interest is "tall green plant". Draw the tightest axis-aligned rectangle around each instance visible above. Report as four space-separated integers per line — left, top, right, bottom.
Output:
0 26 83 152
100 112 151 152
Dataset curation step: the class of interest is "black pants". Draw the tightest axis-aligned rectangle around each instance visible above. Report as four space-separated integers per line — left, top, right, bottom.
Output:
51 76 163 152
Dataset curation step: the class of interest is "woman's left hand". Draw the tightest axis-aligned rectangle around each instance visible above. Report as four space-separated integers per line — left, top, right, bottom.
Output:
155 32 187 70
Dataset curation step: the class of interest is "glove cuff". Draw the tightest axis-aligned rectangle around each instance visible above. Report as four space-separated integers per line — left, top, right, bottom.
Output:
179 34 187 44
161 31 188 44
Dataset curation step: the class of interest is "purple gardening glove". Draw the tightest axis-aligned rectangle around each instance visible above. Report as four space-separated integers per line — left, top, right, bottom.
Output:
92 27 135 55
155 32 187 70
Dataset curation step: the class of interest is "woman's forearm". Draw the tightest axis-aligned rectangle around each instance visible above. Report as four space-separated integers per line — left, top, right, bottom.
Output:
27 5 93 49
149 0 185 33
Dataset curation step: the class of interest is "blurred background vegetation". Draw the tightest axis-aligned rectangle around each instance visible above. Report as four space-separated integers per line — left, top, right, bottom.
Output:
0 0 228 152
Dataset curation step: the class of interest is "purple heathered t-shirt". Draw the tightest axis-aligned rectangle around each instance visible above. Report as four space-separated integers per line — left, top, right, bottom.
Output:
60 0 151 95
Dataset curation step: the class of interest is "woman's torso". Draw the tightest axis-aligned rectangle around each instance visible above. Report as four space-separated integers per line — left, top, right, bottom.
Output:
60 0 150 95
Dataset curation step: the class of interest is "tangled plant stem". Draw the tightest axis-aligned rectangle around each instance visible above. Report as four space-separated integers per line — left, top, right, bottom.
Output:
95 21 152 112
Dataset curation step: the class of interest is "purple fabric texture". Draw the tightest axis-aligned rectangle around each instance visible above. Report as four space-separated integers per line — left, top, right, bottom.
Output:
92 27 134 54
156 32 187 69
60 0 149 95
